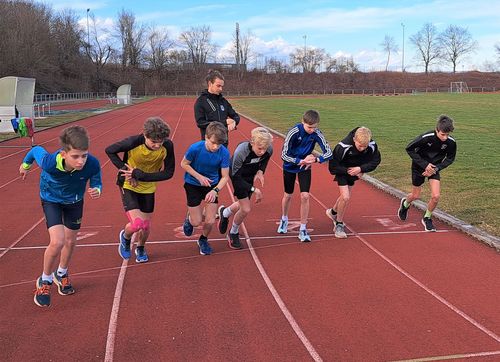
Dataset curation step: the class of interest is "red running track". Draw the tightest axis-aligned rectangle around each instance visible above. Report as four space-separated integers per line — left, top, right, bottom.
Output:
0 97 499 361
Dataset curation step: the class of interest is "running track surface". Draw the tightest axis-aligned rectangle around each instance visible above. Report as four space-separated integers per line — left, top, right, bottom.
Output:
1 98 499 362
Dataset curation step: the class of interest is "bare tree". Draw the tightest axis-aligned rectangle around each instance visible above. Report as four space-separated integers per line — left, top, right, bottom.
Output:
290 47 326 73
325 55 359 73
179 25 216 69
494 43 500 61
116 9 147 68
51 9 85 75
265 57 289 73
410 23 441 73
438 25 478 73
145 26 175 75
85 13 114 90
380 35 399 71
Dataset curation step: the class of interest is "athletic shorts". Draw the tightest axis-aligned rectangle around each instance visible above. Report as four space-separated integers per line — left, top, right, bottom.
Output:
283 169 311 194
411 165 440 187
42 199 84 230
232 176 255 200
184 183 218 207
121 188 155 213
334 174 359 187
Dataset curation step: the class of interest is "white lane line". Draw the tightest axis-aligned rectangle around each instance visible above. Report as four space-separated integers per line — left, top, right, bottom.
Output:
104 98 188 362
223 174 323 361
0 217 44 259
389 349 500 361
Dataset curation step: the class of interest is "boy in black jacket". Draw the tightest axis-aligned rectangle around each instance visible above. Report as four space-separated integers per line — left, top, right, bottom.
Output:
105 117 175 263
194 70 240 147
327 127 381 238
398 115 456 231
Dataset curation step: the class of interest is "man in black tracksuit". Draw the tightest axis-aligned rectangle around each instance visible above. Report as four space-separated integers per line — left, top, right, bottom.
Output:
194 70 240 147
327 126 381 238
397 115 457 232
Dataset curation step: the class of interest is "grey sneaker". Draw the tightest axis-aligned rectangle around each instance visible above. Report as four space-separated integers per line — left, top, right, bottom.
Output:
398 198 410 221
334 223 347 238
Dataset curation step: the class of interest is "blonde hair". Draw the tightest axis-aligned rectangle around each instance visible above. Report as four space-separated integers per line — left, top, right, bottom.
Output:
251 127 273 147
354 127 372 146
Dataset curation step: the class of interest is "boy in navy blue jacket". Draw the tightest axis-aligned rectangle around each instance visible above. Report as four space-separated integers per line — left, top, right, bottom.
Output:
327 127 381 238
19 125 102 307
278 110 332 242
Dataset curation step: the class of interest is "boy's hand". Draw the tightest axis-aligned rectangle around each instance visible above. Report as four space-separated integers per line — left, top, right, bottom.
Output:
253 188 263 204
87 187 101 199
423 163 437 176
119 164 135 181
227 118 236 131
197 175 213 187
204 189 218 203
19 164 29 180
347 167 362 176
254 172 264 187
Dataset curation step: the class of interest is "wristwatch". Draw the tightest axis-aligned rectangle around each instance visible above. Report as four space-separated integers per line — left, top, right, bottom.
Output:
213 187 220 194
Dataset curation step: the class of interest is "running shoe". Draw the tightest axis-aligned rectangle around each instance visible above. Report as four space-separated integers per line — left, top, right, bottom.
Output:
422 217 436 232
217 205 229 234
118 229 131 260
277 219 288 234
135 247 149 263
298 229 311 242
197 237 212 255
398 198 410 221
334 223 347 239
227 232 243 249
52 272 75 296
34 277 52 307
183 217 193 236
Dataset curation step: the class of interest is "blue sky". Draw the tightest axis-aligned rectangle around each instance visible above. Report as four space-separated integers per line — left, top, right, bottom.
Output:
47 0 500 72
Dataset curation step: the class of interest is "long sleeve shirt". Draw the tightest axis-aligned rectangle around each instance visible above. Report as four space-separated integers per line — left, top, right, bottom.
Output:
328 127 381 175
281 123 332 173
105 134 175 193
194 90 240 132
22 146 102 204
406 130 456 171
231 141 273 193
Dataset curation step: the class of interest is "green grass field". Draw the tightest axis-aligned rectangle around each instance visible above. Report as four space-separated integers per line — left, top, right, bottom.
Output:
230 93 500 237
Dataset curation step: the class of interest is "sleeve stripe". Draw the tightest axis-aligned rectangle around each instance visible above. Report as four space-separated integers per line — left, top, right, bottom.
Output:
281 127 299 163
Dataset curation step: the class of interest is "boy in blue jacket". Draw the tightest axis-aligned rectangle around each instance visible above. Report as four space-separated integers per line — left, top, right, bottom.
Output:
19 125 102 307
278 110 332 242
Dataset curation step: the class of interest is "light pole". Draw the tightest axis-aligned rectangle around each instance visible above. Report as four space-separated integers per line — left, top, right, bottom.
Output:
303 35 307 72
86 8 90 49
401 22 405 72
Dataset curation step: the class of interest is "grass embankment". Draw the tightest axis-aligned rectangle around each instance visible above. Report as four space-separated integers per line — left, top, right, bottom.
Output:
231 93 500 237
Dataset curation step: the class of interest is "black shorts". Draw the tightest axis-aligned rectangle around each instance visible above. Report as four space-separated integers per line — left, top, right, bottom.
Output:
412 165 440 187
334 174 359 187
42 200 84 230
283 169 311 194
184 183 218 207
232 176 255 200
121 188 155 213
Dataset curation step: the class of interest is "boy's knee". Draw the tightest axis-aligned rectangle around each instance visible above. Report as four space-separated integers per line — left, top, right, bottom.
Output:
341 194 350 203
431 193 440 203
240 205 251 215
300 192 310 202
283 193 293 200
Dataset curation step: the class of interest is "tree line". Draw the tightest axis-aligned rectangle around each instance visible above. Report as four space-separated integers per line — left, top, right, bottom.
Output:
1 1 499 94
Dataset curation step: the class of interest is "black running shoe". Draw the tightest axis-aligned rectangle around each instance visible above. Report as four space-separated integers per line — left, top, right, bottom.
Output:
422 217 436 232
217 205 229 234
227 233 243 249
398 198 410 221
